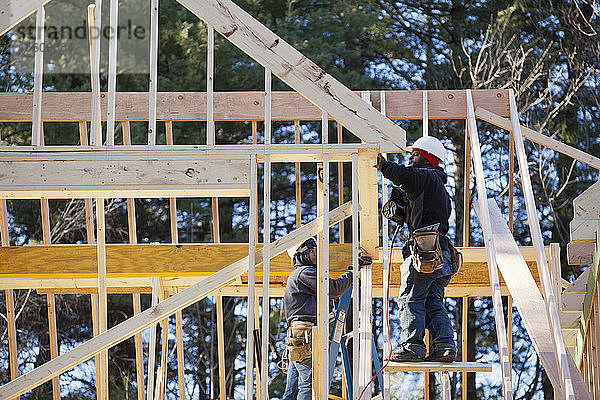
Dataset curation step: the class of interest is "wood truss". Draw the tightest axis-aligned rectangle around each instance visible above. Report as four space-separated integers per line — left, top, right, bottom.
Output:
1 0 599 399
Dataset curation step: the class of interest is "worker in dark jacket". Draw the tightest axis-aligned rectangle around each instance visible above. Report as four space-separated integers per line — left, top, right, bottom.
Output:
374 135 457 363
281 238 354 400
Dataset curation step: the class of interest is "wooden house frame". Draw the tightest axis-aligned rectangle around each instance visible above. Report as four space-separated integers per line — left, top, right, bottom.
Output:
1 0 599 399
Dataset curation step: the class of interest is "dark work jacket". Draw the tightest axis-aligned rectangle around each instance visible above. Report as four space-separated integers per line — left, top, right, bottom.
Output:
283 266 352 324
380 161 452 256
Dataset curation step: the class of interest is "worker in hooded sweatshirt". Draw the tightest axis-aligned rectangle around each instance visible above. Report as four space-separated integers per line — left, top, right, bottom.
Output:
374 136 459 363
281 237 363 400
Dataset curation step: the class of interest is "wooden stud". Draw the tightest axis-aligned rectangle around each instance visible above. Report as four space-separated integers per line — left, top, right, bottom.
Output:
133 294 146 400
551 243 562 312
261 151 271 396
215 297 226 400
146 278 159 400
254 294 262 400
315 162 324 400
351 153 359 398
90 290 104 400
31 5 44 146
295 120 301 230
357 148 379 258
466 89 513 399
508 296 513 367
148 0 159 145
96 197 109 400
245 154 258 399
88 4 102 146
321 153 330 398
380 101 391 399
207 23 215 146
462 297 468 400
422 90 428 137
106 0 119 145
509 90 575 399
79 121 103 400
463 124 470 247
175 0 406 151
441 372 451 400
164 120 185 398
1 200 18 398
337 121 344 243
508 123 514 232
40 196 60 400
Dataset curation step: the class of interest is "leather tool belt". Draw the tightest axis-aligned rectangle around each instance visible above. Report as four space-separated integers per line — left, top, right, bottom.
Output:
286 320 313 362
410 223 444 273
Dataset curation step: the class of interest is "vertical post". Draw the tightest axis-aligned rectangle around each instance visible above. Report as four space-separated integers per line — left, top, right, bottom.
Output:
206 23 215 146
422 90 428 137
246 154 258 399
79 121 103 400
463 124 470 246
123 120 145 400
260 67 272 397
337 121 344 243
147 278 159 400
508 296 513 367
550 243 562 312
314 163 324 400
31 5 45 146
1 200 19 400
88 3 102 146
508 127 514 232
441 372 451 400
508 89 574 399
351 153 359 399
380 90 390 400
216 297 226 400
359 264 372 398
147 0 159 145
294 120 301 229
41 200 60 400
462 297 468 400
320 109 330 399
96 197 109 400
466 89 513 399
106 0 119 145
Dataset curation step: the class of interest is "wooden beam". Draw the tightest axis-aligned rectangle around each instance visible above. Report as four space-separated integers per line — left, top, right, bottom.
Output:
206 23 215 145
106 0 119 145
385 361 492 373
351 153 359 397
245 155 257 399
31 5 44 146
147 0 159 145
357 148 379 257
88 4 102 146
0 0 55 35
476 107 600 170
0 90 509 122
0 151 250 199
175 0 405 151
567 242 595 265
96 198 109 400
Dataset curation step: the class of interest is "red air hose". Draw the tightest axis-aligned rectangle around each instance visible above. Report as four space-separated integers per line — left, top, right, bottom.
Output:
357 225 401 400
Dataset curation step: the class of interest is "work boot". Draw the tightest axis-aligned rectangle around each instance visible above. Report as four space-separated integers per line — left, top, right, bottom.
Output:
424 349 456 363
388 347 423 362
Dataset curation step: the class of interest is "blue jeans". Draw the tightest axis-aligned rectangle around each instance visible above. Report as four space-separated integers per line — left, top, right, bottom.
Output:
398 251 455 358
282 357 312 400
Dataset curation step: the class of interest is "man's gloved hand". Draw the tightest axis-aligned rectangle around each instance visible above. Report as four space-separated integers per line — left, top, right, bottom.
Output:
373 153 386 170
358 253 372 266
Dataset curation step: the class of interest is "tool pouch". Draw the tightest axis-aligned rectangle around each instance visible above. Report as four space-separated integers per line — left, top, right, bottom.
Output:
410 223 444 273
286 321 313 362
449 242 463 275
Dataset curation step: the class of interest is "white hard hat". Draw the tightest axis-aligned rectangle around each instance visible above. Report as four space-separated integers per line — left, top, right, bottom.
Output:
287 242 302 259
408 136 446 164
